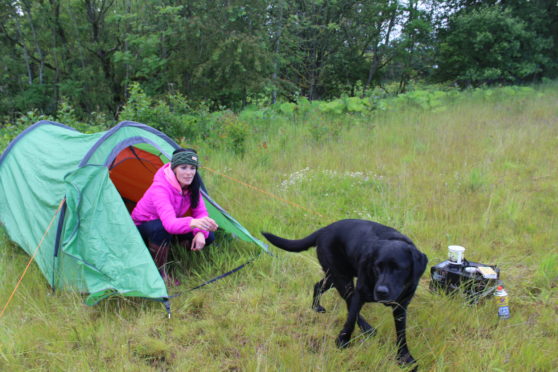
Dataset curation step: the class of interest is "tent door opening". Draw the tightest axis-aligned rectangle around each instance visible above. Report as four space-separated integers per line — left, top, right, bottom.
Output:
109 145 165 213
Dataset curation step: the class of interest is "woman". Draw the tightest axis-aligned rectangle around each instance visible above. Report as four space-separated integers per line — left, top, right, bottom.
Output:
131 148 218 282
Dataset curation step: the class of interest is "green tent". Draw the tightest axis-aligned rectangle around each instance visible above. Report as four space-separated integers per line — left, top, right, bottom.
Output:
0 120 266 307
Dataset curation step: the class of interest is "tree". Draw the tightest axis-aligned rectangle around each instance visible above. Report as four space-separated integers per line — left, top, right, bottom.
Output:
391 0 437 93
435 5 551 87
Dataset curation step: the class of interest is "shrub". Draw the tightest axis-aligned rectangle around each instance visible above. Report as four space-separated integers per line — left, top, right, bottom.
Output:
119 83 199 140
204 110 249 155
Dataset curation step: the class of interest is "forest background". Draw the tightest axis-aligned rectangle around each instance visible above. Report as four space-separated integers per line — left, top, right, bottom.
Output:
1 0 557 124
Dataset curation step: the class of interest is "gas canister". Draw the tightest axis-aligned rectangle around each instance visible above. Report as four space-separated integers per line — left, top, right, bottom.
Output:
494 285 511 319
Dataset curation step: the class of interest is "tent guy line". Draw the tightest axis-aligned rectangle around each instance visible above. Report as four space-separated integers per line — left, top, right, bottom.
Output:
202 166 326 219
0 198 66 319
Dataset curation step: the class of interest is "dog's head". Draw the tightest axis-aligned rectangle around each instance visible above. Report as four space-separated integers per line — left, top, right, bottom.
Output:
366 240 428 303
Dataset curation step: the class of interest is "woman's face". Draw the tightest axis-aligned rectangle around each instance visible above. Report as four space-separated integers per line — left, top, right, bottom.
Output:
174 164 197 188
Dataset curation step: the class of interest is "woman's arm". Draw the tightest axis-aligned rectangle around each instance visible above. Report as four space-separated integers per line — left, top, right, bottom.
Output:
190 195 217 238
152 185 196 235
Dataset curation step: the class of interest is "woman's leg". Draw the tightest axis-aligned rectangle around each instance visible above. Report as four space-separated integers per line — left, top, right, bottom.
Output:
137 220 172 269
205 231 215 246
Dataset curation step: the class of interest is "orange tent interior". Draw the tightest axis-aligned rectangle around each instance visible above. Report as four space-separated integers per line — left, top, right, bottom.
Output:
109 146 164 212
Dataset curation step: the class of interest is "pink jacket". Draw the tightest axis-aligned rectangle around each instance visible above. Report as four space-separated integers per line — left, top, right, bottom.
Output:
131 163 209 238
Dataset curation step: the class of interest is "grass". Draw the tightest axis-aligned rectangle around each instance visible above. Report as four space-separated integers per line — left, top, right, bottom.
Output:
1 84 558 371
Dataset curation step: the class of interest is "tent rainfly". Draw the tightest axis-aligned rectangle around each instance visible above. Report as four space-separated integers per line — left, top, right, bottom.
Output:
0 120 266 307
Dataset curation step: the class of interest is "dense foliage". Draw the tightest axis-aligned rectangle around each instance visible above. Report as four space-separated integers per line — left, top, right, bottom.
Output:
436 5 553 87
0 0 556 121
0 83 543 158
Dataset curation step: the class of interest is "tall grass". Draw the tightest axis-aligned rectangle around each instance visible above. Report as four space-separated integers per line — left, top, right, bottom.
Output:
1 84 557 371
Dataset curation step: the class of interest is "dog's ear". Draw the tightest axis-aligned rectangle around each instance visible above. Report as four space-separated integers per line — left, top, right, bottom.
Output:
410 247 428 285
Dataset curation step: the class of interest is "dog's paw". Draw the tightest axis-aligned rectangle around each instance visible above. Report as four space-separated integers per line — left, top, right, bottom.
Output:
397 352 417 366
357 318 376 336
312 305 326 313
360 324 377 337
335 333 351 349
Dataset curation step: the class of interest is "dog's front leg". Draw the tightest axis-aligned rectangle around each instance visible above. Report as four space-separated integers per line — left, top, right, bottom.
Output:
392 305 416 366
336 293 364 348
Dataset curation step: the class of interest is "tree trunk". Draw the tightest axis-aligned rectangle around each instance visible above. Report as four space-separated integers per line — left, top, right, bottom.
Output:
13 14 33 85
363 1 398 95
21 0 45 84
84 0 122 116
271 2 284 105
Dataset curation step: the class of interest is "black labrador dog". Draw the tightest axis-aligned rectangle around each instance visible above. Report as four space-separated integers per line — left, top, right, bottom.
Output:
262 219 428 366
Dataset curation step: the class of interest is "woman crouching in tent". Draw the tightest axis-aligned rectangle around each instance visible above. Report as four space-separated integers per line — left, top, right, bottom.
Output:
131 148 218 284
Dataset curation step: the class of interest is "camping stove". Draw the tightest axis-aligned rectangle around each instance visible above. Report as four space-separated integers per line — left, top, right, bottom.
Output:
430 259 501 303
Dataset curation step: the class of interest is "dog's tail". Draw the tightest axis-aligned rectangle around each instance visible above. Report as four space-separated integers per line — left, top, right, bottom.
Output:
261 230 320 252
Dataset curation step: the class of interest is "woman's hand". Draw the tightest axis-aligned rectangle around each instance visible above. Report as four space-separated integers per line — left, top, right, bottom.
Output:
191 232 206 251
190 216 218 231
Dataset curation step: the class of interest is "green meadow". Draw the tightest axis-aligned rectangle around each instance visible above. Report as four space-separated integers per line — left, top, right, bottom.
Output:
1 85 557 371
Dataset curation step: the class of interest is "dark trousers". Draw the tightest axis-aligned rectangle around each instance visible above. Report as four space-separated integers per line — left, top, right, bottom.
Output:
137 219 215 269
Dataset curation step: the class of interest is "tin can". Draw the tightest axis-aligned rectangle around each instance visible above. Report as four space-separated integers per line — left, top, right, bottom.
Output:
448 245 466 265
494 285 510 319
